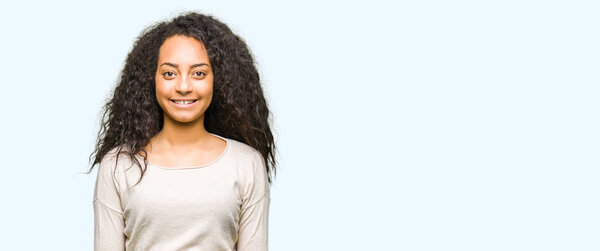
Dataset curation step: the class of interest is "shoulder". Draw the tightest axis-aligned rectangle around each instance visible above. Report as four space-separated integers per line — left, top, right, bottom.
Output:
220 136 266 176
223 136 263 161
222 137 271 201
98 145 138 174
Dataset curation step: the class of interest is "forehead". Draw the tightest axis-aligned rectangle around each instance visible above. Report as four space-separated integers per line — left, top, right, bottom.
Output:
157 35 209 64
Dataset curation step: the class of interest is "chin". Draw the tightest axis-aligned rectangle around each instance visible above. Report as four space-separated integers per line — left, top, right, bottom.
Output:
166 113 204 123
173 117 201 123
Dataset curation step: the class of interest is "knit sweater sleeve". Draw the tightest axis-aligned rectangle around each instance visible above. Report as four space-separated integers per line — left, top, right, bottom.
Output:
236 149 271 251
93 152 126 251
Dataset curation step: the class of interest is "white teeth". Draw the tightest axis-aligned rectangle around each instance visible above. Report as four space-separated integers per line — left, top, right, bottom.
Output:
173 100 195 104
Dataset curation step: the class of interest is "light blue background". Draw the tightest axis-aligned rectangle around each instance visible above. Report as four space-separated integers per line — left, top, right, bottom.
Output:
0 0 598 250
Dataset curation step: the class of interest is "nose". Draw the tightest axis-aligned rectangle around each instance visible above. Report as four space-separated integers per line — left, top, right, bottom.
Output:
175 75 193 94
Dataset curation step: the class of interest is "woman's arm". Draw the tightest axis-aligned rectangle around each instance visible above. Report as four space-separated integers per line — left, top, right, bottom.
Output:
93 154 126 251
237 150 271 251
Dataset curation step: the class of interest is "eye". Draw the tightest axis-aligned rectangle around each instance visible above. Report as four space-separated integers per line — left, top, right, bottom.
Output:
193 71 207 78
162 71 176 79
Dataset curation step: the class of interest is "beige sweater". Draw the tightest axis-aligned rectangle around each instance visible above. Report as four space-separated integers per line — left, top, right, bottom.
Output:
93 134 270 251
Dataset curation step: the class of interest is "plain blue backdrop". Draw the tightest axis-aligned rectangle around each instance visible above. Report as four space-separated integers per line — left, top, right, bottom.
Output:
0 0 598 250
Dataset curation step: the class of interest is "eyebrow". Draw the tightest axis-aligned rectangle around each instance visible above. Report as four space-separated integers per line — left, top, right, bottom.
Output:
160 62 210 68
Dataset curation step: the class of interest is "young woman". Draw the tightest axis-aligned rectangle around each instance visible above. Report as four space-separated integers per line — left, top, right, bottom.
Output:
88 12 276 251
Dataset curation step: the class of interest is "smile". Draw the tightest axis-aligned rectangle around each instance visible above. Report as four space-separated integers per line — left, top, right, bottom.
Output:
171 100 197 104
170 99 199 106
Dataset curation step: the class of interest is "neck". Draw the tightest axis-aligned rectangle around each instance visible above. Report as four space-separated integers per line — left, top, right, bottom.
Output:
154 114 212 147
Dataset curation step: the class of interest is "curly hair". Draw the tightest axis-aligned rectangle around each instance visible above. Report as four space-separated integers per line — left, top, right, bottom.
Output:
87 11 276 186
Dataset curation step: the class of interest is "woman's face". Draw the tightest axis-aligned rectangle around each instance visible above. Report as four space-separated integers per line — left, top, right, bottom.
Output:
155 35 214 124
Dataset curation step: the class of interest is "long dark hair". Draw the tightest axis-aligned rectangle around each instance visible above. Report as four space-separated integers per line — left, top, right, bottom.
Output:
86 11 276 186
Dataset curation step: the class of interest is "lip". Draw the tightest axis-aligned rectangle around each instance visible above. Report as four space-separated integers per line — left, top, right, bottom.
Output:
170 99 198 108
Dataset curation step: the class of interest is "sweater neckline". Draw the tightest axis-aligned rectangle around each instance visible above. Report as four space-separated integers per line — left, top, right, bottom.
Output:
142 133 230 170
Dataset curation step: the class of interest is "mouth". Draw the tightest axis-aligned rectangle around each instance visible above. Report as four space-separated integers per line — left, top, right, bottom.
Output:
170 99 198 105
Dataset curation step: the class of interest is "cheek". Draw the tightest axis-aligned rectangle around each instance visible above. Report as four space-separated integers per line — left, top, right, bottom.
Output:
155 86 163 101
197 79 214 98
154 82 170 108
202 84 214 96
206 76 215 96
155 78 169 95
